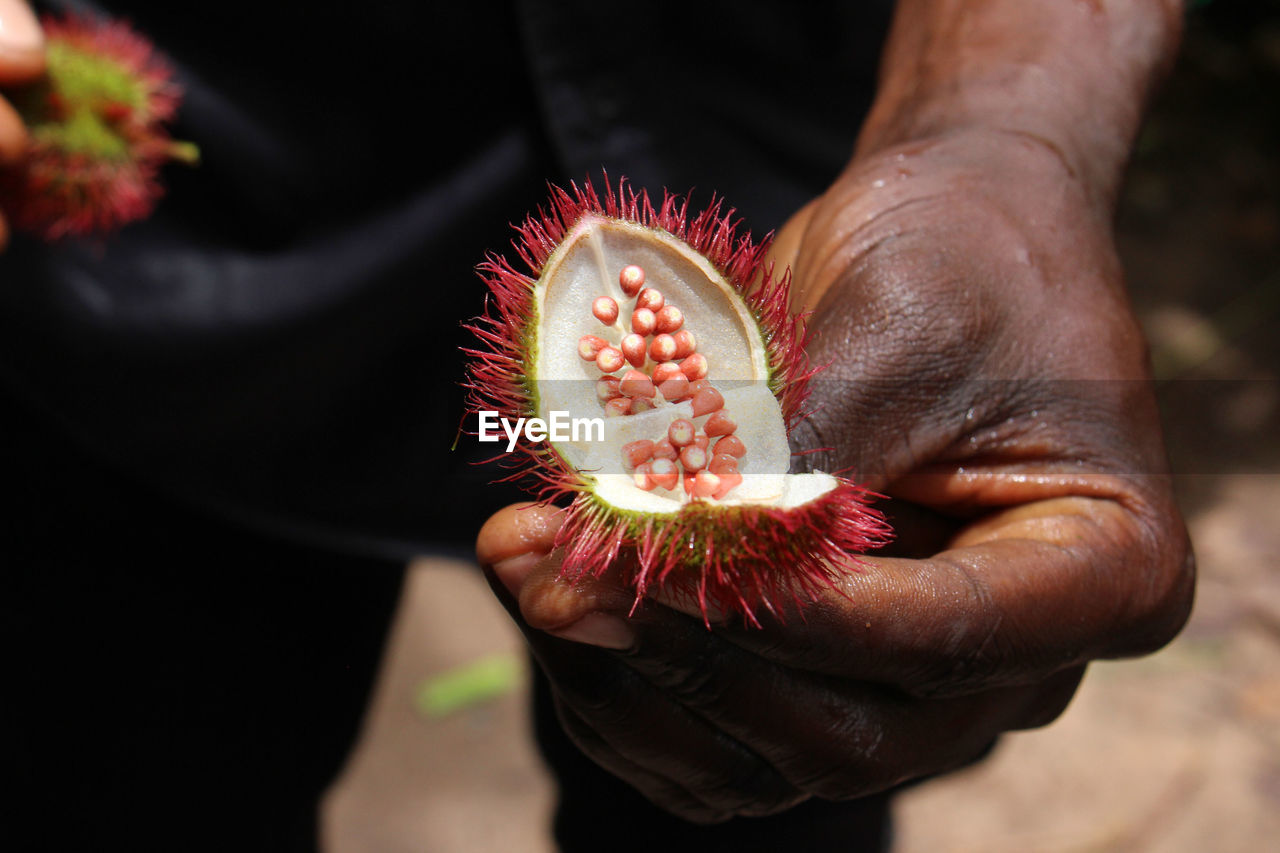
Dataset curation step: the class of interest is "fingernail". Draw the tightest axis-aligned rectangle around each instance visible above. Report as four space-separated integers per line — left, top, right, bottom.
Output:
0 0 43 54
491 552 545 598
549 612 635 650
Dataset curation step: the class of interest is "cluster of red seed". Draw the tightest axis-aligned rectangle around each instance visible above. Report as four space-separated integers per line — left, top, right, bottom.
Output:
578 263 709 417
578 264 747 501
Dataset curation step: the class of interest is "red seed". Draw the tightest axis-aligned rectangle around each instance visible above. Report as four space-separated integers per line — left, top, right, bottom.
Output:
592 296 619 325
636 288 664 312
687 378 712 396
693 433 710 451
672 330 697 359
690 386 724 417
631 308 656 336
668 418 695 447
620 369 656 399
683 473 697 496
596 346 625 373
596 376 620 402
649 333 677 362
654 305 683 334
692 469 720 499
633 461 655 491
713 471 743 500
657 375 689 402
649 458 679 490
621 333 647 367
652 363 684 384
714 435 746 458
578 334 608 361
604 397 632 417
622 440 655 469
652 439 678 461
680 353 708 381
679 445 708 472
704 410 736 436
709 453 739 475
619 264 645 296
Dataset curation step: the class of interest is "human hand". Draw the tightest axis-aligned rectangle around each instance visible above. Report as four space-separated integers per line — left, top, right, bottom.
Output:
476 0 1193 823
0 0 45 248
475 126 1193 822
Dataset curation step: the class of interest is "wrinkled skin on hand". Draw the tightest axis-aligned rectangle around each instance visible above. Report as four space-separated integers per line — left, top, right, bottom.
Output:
476 128 1195 823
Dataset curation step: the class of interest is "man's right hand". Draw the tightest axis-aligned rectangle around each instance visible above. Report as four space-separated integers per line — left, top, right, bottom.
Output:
0 0 46 248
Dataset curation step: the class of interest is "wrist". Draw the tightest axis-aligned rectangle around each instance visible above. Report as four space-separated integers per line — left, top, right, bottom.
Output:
854 0 1182 211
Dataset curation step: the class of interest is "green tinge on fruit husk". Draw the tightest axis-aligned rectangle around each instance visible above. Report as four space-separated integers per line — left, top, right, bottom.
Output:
1 14 196 240
464 178 891 623
559 483 891 626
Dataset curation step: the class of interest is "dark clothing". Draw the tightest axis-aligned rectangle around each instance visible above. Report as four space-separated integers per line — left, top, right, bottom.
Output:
4 1 892 848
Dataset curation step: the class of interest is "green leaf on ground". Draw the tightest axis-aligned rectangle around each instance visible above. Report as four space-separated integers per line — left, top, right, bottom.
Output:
414 653 523 718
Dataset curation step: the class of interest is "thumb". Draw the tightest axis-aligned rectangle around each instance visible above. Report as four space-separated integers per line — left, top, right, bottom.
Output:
477 502 636 651
0 0 45 83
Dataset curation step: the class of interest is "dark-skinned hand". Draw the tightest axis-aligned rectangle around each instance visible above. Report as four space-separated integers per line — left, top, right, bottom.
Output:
477 1 1193 826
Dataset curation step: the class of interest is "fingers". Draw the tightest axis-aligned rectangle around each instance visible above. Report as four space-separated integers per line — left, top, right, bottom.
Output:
475 501 562 569
608 603 1082 801
477 525 805 821
478 502 640 649
0 0 45 83
478 502 1091 807
528 629 804 821
0 0 43 250
553 702 734 825
0 93 25 164
655 482 1190 698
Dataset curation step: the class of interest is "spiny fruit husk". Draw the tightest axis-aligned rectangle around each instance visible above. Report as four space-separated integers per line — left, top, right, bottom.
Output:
464 178 890 624
0 14 197 240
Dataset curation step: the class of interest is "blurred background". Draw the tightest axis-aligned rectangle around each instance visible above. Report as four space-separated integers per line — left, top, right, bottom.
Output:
323 3 1280 850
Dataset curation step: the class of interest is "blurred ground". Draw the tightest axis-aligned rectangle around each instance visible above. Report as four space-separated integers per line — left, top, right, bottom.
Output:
323 4 1280 850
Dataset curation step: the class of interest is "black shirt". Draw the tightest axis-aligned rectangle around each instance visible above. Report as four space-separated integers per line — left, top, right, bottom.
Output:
3 2 892 848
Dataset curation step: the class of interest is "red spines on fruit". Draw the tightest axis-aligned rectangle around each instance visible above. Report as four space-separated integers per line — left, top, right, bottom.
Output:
462 176 890 623
0 14 194 240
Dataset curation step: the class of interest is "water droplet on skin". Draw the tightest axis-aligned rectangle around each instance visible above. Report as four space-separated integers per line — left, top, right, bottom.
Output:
1015 247 1031 265
872 179 886 189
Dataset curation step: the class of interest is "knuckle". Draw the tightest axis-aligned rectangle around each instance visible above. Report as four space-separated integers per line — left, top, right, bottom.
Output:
549 664 643 724
782 715 903 801
692 771 805 818
1012 666 1086 730
656 664 726 709
796 758 886 802
657 799 733 825
906 559 1012 697
1123 517 1196 654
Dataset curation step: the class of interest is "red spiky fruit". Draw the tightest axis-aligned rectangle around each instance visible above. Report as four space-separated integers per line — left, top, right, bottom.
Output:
465 179 891 624
0 14 197 240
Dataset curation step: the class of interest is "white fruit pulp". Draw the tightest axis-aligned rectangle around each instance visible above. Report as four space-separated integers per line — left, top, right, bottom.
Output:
532 215 839 514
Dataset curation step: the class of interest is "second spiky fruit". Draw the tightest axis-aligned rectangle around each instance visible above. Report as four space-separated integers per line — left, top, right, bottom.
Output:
0 14 197 240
